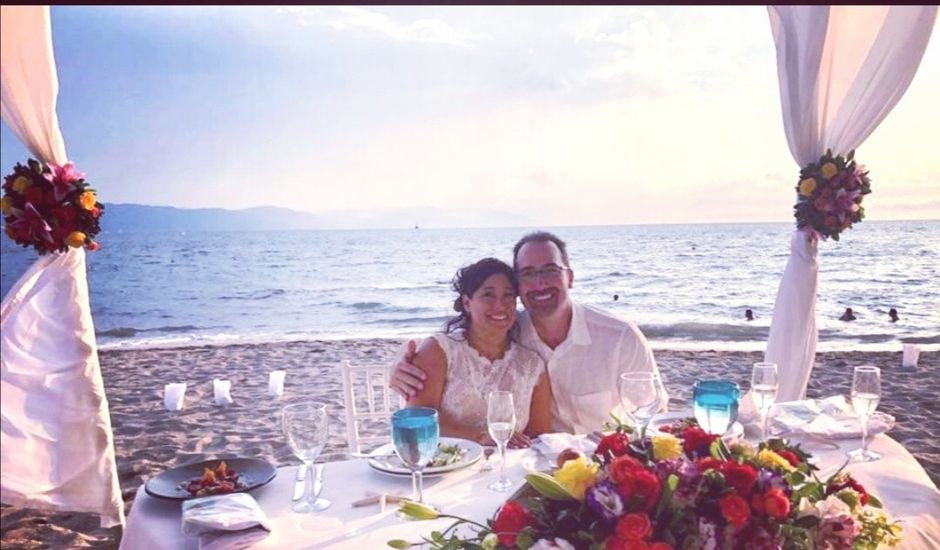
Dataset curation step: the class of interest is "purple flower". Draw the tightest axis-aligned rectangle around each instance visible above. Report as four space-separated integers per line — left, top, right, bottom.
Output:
585 480 624 521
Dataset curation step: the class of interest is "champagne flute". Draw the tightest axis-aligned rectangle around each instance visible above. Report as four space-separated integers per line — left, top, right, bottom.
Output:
282 403 331 513
487 391 516 492
693 379 741 436
848 366 882 462
619 372 663 440
750 362 779 441
391 407 439 518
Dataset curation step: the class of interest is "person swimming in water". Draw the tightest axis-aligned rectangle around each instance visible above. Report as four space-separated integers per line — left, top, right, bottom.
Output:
840 307 857 322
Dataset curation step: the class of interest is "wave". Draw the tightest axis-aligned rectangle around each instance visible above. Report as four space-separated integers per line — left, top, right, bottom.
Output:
639 322 770 342
97 324 205 338
218 289 287 300
902 335 940 344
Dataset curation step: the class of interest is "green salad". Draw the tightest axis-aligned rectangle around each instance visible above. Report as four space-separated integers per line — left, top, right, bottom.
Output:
430 443 467 467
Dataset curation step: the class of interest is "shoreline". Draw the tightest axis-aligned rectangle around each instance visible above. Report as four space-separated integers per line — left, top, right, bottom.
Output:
1 340 936 550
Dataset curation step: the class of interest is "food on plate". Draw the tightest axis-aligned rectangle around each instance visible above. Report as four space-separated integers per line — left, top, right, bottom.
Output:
658 416 700 434
430 443 468 467
178 461 247 497
556 448 583 467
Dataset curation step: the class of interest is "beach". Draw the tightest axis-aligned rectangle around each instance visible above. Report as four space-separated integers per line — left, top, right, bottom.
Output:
1 341 937 549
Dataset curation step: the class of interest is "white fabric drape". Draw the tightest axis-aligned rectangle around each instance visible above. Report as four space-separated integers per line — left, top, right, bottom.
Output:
1 5 124 528
765 5 937 401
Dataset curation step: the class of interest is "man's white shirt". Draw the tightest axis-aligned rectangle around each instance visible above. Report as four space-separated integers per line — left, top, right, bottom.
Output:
517 302 668 434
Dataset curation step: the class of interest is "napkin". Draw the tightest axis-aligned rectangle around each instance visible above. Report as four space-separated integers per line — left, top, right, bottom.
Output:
213 379 233 407
902 344 921 367
771 396 896 439
268 371 286 398
164 383 187 411
532 433 596 456
182 493 271 550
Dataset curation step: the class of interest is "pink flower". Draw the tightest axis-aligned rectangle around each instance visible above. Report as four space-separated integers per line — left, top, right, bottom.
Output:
9 202 54 244
44 162 85 201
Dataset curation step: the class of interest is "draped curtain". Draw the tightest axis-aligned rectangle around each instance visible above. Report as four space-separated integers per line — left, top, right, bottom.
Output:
0 5 124 528
765 5 937 402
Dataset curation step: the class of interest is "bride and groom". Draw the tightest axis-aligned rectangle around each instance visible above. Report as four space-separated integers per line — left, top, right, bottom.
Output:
390 231 668 447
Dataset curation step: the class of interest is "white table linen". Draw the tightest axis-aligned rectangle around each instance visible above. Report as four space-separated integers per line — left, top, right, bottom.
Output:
121 434 938 550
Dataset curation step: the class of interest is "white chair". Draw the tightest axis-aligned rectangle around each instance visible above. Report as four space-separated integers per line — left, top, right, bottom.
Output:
340 360 403 454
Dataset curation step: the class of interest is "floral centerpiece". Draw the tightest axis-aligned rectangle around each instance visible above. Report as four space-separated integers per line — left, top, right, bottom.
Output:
1 159 103 255
794 149 871 241
391 421 901 550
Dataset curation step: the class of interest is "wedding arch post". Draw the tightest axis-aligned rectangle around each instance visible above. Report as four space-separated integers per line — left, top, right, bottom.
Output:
0 5 124 527
764 5 937 402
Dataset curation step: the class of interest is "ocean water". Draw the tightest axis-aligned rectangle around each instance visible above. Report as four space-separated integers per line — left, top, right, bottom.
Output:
1 221 937 351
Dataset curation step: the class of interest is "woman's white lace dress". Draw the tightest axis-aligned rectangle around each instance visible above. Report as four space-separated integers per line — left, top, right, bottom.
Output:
430 331 545 435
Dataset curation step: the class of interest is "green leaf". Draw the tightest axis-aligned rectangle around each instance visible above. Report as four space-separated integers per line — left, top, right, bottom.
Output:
525 472 575 500
868 493 883 508
387 540 414 549
668 473 680 492
516 532 534 549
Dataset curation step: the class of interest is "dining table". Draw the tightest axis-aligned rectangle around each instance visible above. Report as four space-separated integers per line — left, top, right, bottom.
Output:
120 430 940 550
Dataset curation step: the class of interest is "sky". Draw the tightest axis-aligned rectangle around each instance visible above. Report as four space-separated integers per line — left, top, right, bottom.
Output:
1 6 938 227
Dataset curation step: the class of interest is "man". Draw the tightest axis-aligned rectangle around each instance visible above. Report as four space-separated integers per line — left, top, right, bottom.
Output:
389 231 668 435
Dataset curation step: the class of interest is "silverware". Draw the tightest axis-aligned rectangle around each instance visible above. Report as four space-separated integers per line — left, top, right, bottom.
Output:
312 463 324 500
292 465 307 501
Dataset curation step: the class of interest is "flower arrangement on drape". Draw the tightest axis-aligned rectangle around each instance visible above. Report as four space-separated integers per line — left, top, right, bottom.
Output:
0 5 123 528
762 5 937 403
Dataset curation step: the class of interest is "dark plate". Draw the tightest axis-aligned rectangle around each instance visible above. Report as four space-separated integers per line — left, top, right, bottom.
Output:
144 458 277 501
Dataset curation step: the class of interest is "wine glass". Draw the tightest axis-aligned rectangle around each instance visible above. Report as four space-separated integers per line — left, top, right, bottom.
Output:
848 366 882 462
692 380 740 436
391 407 440 517
619 372 663 439
281 403 331 513
750 362 779 441
487 391 516 492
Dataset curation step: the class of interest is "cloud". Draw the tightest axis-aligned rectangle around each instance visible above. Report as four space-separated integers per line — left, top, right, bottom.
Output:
277 7 479 48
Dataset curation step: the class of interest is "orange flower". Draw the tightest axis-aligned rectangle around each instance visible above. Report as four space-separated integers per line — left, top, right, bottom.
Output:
79 191 97 211
66 231 86 248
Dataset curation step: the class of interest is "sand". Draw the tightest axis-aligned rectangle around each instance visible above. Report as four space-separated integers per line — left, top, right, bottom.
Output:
1 341 936 549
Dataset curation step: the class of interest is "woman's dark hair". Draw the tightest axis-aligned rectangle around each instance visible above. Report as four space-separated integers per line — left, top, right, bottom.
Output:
443 257 517 337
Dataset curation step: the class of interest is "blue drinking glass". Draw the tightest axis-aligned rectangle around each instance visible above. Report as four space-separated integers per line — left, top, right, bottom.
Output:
391 407 439 515
692 380 740 435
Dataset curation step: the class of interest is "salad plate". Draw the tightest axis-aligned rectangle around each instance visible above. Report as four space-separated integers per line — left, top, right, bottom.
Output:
367 437 483 477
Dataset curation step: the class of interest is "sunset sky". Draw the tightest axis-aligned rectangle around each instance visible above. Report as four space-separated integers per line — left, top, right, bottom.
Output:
2 6 938 227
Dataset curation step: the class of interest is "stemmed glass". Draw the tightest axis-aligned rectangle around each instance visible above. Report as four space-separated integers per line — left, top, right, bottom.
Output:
750 362 779 441
619 372 663 440
848 366 882 462
693 380 740 436
391 407 440 517
281 403 331 513
487 391 516 492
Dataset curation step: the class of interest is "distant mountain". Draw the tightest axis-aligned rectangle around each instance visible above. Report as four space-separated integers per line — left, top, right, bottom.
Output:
103 204 533 231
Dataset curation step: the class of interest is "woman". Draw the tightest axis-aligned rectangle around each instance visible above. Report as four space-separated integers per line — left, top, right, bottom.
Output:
407 258 552 447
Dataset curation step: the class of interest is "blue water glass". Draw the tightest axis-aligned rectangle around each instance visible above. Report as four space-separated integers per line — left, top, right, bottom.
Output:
391 407 439 509
692 380 740 435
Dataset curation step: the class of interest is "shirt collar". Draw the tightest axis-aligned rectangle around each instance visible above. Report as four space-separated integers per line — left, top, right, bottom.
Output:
518 301 592 352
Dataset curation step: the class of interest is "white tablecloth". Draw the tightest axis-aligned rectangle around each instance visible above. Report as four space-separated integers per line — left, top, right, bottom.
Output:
120 435 939 550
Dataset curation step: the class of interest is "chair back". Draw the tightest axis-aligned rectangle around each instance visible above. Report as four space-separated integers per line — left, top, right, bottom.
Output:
340 360 402 454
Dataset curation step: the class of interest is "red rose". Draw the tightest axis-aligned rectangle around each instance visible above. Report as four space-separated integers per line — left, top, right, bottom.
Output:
649 543 673 550
86 241 100 251
720 493 751 528
25 187 44 205
775 450 800 468
91 206 101 219
827 475 870 506
632 469 662 510
750 492 765 514
697 457 722 472
596 432 630 461
609 455 644 483
682 427 716 456
55 205 77 222
721 462 757 495
763 488 791 520
492 500 536 548
615 513 651 541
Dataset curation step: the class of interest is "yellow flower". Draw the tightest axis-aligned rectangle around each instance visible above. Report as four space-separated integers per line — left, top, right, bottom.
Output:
66 231 87 248
553 456 599 500
820 162 838 180
651 434 684 460
12 176 30 193
79 191 97 211
757 449 796 472
0 196 11 216
798 177 817 196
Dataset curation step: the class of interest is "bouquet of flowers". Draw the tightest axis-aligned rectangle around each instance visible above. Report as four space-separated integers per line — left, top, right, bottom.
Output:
391 421 901 550
1 159 103 255
793 149 871 241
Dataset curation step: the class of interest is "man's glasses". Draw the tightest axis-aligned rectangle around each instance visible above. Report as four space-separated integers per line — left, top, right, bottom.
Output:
516 265 570 283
